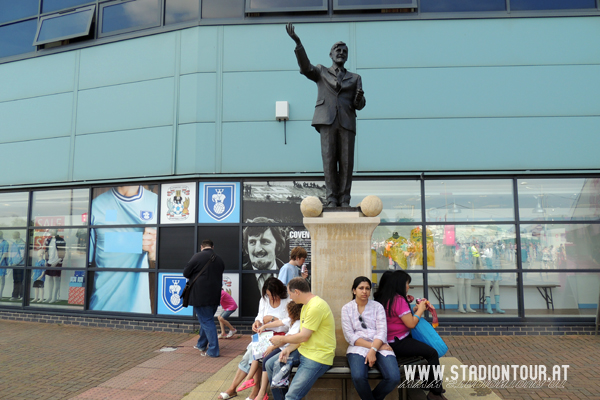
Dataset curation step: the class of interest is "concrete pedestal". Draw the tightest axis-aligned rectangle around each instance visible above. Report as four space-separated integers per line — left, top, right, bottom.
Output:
304 210 380 357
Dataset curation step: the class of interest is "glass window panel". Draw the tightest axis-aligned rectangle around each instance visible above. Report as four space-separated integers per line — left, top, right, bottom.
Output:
425 179 515 222
428 225 517 270
0 0 38 24
202 0 244 18
42 0 92 13
523 272 598 317
517 178 600 221
198 226 239 271
335 0 415 9
0 192 28 228
32 189 90 227
428 272 517 316
246 0 327 12
165 0 199 24
28 269 85 309
91 185 158 225
421 0 505 12
352 180 421 223
243 181 326 224
89 226 156 269
0 268 25 304
89 271 154 313
35 5 94 45
29 228 87 269
101 0 160 34
511 0 595 11
0 229 27 267
371 225 424 270
520 224 600 270
0 19 37 58
159 226 195 269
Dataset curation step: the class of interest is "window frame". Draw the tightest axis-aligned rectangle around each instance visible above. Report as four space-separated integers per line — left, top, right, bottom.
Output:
33 4 96 46
244 0 328 14
333 0 417 11
98 0 162 38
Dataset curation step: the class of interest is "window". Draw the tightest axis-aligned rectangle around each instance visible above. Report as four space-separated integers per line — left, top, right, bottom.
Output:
511 0 596 11
42 0 94 13
420 0 505 12
0 19 37 58
100 0 161 36
164 0 199 24
202 0 244 19
32 189 90 227
352 180 422 223
0 192 29 228
245 0 327 14
34 5 95 46
333 0 417 11
0 0 39 25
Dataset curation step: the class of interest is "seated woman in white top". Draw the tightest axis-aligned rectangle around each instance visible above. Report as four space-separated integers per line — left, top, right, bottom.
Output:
219 277 290 400
341 276 400 400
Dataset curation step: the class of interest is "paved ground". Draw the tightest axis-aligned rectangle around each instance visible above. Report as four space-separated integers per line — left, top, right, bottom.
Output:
0 319 599 399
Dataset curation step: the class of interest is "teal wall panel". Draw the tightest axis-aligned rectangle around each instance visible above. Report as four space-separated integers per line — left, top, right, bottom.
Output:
0 93 72 143
223 23 352 72
78 33 176 90
176 123 217 174
222 71 315 122
356 117 600 172
221 121 322 173
0 138 70 184
360 65 600 120
76 78 175 135
73 126 173 180
357 18 600 69
180 26 218 74
179 73 217 123
0 52 75 103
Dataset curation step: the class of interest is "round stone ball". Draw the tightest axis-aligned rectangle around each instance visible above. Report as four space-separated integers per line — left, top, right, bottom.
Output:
301 196 323 217
360 195 383 217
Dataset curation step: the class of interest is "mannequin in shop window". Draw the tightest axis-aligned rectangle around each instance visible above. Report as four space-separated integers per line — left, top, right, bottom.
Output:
32 249 46 303
0 231 9 299
43 229 66 303
9 231 26 300
481 243 504 314
384 232 407 270
455 243 475 313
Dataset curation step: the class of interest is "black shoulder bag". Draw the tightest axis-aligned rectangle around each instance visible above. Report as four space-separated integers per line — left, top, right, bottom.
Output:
181 253 216 308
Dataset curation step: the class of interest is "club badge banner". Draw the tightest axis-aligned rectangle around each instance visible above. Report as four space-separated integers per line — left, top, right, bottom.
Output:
160 183 196 224
199 182 240 223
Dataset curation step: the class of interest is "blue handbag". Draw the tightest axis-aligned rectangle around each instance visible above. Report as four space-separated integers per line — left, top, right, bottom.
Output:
411 318 448 358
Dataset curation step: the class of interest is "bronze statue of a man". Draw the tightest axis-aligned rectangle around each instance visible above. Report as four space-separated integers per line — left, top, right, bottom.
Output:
286 23 366 208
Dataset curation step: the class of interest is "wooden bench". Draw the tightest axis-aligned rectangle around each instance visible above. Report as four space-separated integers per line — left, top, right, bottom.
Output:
290 355 427 400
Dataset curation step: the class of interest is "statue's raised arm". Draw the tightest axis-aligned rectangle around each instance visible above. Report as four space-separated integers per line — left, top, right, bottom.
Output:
286 23 302 46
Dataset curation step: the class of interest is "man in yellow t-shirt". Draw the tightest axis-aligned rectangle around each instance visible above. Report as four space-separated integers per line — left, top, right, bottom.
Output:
267 277 335 400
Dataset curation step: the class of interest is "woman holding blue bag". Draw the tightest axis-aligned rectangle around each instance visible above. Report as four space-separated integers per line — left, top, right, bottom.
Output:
375 271 448 400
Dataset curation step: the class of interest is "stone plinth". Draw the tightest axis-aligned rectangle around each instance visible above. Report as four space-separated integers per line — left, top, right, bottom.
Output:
304 210 380 357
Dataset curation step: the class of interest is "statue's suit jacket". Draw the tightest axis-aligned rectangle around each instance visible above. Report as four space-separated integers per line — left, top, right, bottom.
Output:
294 45 366 133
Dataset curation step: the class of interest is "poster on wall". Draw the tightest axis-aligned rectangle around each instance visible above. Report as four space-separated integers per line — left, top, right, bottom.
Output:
241 226 312 317
160 182 197 224
198 182 240 223
158 272 193 316
157 272 239 317
242 181 326 224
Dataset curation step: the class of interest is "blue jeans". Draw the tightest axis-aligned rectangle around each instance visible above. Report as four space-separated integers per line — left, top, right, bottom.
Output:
193 305 219 357
266 350 331 400
347 353 401 400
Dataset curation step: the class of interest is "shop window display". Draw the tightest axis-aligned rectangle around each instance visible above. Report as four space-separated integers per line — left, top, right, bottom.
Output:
0 268 25 305
523 272 599 317
371 225 425 270
31 189 90 227
351 180 421 223
0 192 28 228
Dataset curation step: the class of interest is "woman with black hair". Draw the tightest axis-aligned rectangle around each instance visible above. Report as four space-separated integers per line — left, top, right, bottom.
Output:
341 276 400 400
376 271 448 400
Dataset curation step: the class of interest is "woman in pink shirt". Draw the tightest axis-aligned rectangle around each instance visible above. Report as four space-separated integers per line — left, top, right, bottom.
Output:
218 289 238 339
375 271 447 400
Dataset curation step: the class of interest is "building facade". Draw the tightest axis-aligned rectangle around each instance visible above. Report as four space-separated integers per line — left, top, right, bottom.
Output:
1 0 599 327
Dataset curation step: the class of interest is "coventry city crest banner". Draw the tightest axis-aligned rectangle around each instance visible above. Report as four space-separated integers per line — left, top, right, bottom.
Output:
158 273 193 316
160 182 196 224
199 182 240 223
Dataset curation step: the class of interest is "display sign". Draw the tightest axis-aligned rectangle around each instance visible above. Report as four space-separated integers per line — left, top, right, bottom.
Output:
199 182 240 223
160 182 196 224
